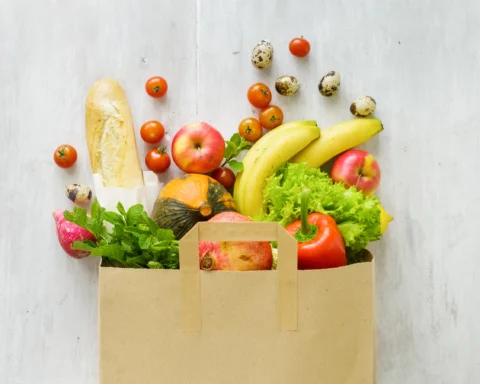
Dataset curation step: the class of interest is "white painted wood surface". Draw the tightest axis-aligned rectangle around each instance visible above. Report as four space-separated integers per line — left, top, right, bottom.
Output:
1 0 479 383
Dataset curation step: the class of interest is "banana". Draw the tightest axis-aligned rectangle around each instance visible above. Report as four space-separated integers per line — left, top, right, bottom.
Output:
234 120 317 213
291 118 383 168
234 121 320 218
234 120 318 213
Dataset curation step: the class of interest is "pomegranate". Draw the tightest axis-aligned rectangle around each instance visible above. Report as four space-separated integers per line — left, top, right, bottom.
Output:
198 212 273 271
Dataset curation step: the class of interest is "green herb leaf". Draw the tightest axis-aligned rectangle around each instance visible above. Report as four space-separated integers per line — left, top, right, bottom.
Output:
155 228 176 242
126 204 144 225
89 244 125 261
224 140 237 160
143 212 160 234
147 261 164 269
223 133 252 168
64 199 179 269
124 226 149 237
71 240 96 252
230 133 242 146
117 202 127 219
102 211 125 226
139 234 154 250
64 206 88 228
227 160 244 173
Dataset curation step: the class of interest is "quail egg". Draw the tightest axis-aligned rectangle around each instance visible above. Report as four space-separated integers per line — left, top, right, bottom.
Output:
66 184 92 205
251 40 273 69
275 75 301 96
318 71 341 97
350 96 377 117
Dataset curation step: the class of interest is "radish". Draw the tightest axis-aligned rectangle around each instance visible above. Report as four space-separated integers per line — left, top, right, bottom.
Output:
52 209 96 259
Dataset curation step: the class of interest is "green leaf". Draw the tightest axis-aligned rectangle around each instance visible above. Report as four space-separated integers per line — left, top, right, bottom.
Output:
102 211 125 226
89 244 125 261
121 240 135 254
63 207 88 228
230 133 242 146
224 140 237 160
155 228 176 242
126 204 145 225
124 226 149 237
147 261 164 269
117 202 127 219
71 240 96 251
142 212 160 234
227 160 244 173
90 198 103 220
138 234 154 250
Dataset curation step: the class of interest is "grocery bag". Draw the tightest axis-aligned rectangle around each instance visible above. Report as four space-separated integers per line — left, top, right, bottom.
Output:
99 221 375 384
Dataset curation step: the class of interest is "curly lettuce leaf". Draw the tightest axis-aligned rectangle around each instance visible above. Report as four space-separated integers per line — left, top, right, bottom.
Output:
257 162 381 255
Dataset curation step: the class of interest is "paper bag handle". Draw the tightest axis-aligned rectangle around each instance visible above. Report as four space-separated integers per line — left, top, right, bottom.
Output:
179 222 298 332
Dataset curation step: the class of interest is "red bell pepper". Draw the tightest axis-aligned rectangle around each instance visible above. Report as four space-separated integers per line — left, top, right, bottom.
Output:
285 189 346 270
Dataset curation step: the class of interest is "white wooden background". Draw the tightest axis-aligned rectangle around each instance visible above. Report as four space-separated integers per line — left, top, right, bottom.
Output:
1 0 479 383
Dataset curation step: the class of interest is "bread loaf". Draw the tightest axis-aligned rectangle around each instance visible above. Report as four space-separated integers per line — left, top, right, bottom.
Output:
85 79 144 188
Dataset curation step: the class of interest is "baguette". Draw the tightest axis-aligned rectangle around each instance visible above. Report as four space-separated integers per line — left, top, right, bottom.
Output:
85 79 144 188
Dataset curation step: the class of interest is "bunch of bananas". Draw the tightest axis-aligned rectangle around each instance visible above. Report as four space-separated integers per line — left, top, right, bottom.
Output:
233 118 392 233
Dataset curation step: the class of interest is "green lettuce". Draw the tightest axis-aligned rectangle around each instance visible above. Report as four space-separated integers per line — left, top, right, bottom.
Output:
257 162 381 257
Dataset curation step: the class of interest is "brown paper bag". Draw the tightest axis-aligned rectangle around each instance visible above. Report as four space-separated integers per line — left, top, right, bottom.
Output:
99 222 375 384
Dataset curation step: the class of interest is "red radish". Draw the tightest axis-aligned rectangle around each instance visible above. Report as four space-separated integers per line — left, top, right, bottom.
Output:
52 209 96 259
198 212 273 271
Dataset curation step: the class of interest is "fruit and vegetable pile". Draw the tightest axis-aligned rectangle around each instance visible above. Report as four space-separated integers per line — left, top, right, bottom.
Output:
52 37 392 271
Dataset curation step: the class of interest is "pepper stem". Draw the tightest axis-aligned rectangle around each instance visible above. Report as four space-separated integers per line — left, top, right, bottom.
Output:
300 188 310 235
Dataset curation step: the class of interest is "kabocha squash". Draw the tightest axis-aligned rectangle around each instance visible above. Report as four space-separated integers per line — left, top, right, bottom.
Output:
151 174 236 239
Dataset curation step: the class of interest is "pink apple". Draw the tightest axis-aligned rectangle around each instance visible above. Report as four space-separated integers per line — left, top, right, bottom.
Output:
171 122 225 174
198 212 273 271
330 149 381 196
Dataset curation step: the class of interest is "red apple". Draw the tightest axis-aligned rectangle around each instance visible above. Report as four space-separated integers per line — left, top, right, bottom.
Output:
198 212 273 271
171 122 225 173
330 149 381 196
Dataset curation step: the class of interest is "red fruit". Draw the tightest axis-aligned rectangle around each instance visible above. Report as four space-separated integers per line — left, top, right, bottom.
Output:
198 212 273 271
171 122 225 174
289 37 311 57
330 149 381 196
211 167 236 189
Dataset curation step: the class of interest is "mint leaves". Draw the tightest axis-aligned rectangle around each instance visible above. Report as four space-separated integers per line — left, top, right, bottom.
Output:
63 199 179 269
222 133 252 172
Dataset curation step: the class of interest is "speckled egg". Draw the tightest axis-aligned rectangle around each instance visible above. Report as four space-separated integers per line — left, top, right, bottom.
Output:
251 40 273 69
66 184 92 205
318 71 341 97
350 96 377 117
275 75 301 96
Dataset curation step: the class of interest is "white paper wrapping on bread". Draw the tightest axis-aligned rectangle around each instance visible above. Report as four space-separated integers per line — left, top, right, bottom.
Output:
92 171 162 213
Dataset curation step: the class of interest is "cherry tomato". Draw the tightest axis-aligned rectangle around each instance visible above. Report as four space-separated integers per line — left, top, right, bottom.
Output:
53 144 78 168
211 167 236 189
145 146 171 173
238 118 263 142
259 105 284 129
247 83 272 108
145 76 168 98
289 37 311 57
140 120 165 144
